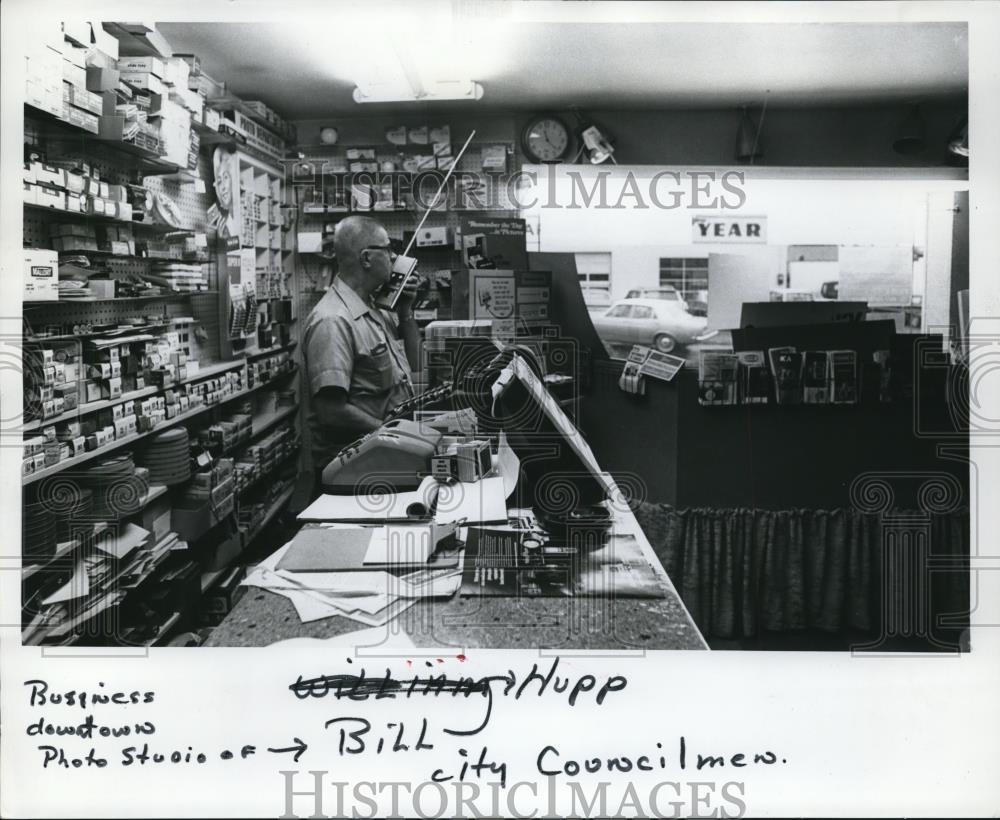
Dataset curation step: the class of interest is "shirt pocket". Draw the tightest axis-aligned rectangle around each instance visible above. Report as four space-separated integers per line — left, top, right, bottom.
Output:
355 343 395 393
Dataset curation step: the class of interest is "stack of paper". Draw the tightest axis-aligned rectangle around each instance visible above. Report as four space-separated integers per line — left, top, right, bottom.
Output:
242 534 463 626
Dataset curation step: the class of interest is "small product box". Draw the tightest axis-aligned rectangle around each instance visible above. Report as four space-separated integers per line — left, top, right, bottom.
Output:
23 249 59 301
34 163 65 187
36 186 66 210
64 192 85 213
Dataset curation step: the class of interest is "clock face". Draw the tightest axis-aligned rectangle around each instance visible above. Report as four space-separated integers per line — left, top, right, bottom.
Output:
320 127 339 145
522 116 570 163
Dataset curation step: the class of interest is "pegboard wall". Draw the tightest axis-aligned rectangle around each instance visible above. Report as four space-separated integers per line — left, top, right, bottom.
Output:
293 138 520 315
295 140 519 240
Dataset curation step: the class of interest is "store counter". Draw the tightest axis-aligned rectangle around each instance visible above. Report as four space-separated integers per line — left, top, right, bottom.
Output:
206 499 707 650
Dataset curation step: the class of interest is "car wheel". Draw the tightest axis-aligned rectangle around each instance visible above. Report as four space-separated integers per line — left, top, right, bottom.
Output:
653 333 677 353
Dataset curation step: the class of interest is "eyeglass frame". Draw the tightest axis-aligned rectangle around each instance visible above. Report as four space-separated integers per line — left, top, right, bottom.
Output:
362 244 396 257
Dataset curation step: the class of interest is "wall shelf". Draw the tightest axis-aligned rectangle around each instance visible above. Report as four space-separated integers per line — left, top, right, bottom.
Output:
23 291 215 306
23 203 195 234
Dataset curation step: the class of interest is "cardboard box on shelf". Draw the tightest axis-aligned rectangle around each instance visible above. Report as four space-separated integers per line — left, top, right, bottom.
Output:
63 60 87 88
120 56 165 77
68 84 103 115
23 249 59 302
120 71 166 96
85 65 120 93
33 163 65 188
36 186 66 210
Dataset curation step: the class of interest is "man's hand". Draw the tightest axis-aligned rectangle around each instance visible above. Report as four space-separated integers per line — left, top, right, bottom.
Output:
395 277 419 317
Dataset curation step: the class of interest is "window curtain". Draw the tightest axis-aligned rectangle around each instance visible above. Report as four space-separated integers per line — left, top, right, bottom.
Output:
635 505 969 640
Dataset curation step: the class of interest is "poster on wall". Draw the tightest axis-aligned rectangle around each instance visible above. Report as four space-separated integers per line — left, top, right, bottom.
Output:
458 216 528 268
206 146 241 251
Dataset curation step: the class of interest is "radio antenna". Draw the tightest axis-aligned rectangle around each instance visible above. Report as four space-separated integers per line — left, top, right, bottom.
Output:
401 129 476 259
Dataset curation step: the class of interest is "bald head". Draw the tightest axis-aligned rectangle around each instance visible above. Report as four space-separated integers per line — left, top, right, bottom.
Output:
333 216 388 269
332 215 394 295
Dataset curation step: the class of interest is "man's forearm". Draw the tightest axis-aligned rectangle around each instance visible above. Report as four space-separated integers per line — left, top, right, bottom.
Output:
397 313 420 371
315 396 383 435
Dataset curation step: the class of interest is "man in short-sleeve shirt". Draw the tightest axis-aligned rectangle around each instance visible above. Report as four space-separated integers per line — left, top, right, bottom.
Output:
303 216 419 490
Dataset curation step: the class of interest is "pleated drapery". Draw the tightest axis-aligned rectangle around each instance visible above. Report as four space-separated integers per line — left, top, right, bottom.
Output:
635 506 969 640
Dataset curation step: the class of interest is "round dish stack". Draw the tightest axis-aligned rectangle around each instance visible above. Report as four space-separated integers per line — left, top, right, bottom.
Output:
55 487 95 540
23 499 58 562
139 428 191 486
83 454 148 520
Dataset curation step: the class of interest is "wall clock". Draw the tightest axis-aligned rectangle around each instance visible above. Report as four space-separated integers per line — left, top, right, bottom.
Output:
521 114 571 163
319 126 339 145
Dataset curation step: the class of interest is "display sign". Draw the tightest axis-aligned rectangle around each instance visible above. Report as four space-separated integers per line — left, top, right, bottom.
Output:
692 215 767 243
458 216 528 268
472 274 516 320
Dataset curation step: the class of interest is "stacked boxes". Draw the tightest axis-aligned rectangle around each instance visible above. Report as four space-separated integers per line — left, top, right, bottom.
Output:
233 424 299 493
243 100 297 142
60 41 101 133
22 429 56 477
25 25 65 117
50 223 98 253
200 411 252 452
25 154 134 221
83 342 129 403
23 342 80 424
172 458 235 542
217 108 287 161
152 95 193 168
118 55 167 96
185 368 244 408
247 350 295 388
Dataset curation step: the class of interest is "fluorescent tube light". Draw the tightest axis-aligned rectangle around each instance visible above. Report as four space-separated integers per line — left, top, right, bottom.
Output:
352 80 484 104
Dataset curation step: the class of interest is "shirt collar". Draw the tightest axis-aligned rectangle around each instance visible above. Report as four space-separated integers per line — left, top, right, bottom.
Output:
332 276 373 320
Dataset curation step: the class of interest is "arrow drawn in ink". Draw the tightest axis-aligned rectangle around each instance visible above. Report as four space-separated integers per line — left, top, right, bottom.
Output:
267 738 308 762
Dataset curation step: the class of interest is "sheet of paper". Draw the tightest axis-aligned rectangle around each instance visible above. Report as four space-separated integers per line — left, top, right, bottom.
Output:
94 523 150 560
246 569 396 618
496 431 520 499
396 567 464 598
280 588 349 623
256 540 294 572
298 475 440 521
274 569 393 594
362 524 434 565
41 559 90 605
434 474 508 524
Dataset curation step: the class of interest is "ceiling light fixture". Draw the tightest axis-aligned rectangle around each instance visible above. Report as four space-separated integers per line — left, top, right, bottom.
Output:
352 79 484 104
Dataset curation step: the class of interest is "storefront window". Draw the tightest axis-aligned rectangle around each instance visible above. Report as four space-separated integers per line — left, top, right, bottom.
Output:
575 252 612 307
659 257 708 303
